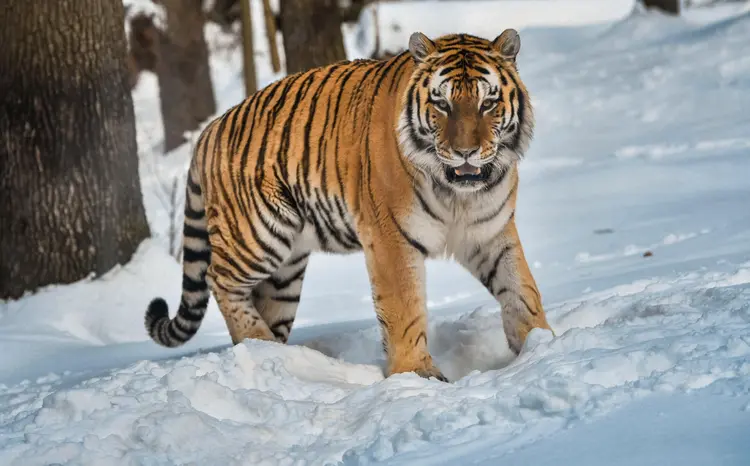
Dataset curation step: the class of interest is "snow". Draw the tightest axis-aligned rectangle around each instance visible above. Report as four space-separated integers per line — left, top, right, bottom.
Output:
484 392 750 466
3 263 750 464
3 1 750 464
352 0 638 57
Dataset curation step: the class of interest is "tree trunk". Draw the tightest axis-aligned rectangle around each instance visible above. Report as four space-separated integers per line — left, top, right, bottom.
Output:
240 0 258 96
158 0 216 153
643 0 681 14
280 0 347 74
0 0 150 300
262 0 281 74
127 13 161 80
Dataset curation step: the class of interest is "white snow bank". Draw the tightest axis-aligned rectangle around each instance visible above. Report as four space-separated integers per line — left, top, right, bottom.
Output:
0 240 231 384
1 263 749 465
0 240 180 346
476 391 750 466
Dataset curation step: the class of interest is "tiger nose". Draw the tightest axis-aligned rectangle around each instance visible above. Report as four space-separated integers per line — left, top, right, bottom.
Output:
454 147 480 160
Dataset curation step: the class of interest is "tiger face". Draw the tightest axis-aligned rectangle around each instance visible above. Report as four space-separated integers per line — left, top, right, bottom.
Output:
399 30 533 193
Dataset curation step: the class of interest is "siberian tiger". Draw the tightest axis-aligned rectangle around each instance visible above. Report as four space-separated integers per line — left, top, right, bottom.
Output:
144 29 553 382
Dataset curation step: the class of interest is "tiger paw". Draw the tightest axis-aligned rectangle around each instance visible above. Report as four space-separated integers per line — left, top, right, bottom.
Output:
388 359 449 382
414 366 449 382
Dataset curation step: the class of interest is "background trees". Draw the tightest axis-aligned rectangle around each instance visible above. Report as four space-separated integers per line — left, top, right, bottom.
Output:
280 0 347 74
0 0 150 299
158 0 217 152
0 0 700 300
240 0 259 94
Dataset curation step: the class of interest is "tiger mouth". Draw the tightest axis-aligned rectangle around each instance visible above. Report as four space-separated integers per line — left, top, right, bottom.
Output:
445 163 490 183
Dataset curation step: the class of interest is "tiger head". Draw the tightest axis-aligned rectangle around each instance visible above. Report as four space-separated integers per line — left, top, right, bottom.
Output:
398 30 534 193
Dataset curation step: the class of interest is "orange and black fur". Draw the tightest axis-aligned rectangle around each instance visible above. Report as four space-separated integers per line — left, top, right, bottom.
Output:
144 30 553 381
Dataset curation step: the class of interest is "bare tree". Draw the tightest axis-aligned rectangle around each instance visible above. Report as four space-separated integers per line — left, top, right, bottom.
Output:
280 0 347 74
262 0 282 74
127 12 161 89
240 0 258 95
158 0 217 152
0 0 150 300
643 0 681 14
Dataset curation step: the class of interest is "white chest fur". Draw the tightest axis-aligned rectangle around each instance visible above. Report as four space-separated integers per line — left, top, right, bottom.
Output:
405 170 516 259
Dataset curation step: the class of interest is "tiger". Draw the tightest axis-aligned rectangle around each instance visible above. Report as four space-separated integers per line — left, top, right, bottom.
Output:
144 29 553 382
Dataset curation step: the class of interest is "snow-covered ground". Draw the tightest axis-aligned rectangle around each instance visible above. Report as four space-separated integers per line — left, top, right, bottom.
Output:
2 1 750 464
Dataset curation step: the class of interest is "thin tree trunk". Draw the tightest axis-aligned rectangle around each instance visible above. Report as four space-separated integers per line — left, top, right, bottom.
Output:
280 0 347 74
158 0 216 153
127 13 161 89
262 0 281 73
643 0 681 14
240 0 258 95
0 0 150 300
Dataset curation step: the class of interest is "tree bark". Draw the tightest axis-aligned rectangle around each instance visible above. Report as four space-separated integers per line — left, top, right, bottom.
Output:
0 0 150 300
262 0 281 74
280 0 347 74
240 0 258 95
207 0 242 28
643 0 681 14
158 0 216 153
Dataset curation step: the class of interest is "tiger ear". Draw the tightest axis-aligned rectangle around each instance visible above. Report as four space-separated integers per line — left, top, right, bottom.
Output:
492 29 521 62
408 32 436 63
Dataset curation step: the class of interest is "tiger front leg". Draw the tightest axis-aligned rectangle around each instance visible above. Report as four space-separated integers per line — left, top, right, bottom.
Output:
360 221 447 382
460 218 553 354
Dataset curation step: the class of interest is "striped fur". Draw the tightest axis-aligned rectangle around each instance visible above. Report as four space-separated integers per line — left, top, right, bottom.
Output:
144 30 553 381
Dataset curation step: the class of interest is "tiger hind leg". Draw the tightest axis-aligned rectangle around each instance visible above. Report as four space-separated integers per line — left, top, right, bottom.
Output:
207 270 277 344
204 198 305 345
206 223 299 345
253 252 310 343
